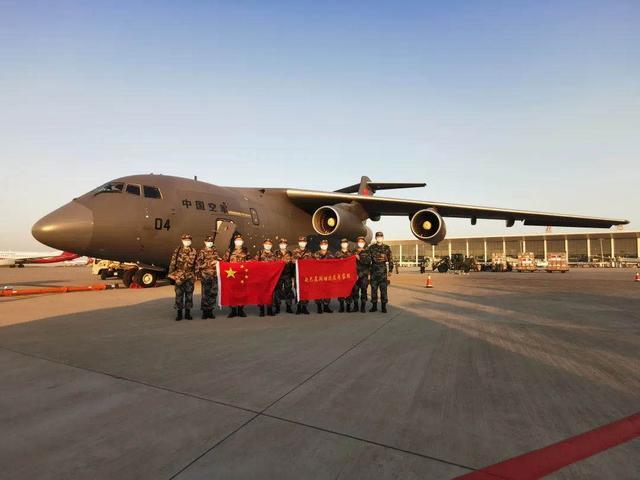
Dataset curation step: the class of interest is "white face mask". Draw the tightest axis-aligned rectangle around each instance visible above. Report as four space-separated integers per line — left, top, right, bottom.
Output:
298 242 307 249
205 241 213 248
357 242 365 249
279 244 287 250
182 240 192 247
264 244 272 251
320 245 328 251
234 240 243 247
341 243 348 250
376 237 384 244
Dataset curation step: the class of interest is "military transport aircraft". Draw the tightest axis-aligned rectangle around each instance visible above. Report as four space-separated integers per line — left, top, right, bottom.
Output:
31 174 628 287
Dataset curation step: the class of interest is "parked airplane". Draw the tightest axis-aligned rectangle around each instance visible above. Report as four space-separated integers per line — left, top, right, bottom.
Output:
0 250 80 267
31 174 628 287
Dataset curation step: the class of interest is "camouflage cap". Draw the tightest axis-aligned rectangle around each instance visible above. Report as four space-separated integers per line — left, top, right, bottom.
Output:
356 236 366 241
181 233 192 240
204 235 214 242
279 238 288 244
340 238 349 243
298 235 307 241
263 238 273 244
319 239 329 245
375 231 384 237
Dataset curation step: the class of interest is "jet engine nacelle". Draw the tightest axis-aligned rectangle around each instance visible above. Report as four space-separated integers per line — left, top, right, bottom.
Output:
312 204 368 239
410 208 447 244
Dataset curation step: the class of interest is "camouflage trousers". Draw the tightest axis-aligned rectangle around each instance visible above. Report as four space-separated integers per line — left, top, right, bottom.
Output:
274 275 294 307
200 276 218 311
351 274 369 303
174 279 194 310
369 269 388 304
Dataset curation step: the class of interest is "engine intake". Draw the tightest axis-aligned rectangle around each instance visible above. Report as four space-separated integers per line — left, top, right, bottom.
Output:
410 208 447 244
312 204 368 239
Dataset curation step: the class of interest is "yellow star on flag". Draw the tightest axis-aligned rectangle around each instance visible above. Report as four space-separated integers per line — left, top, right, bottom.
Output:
225 267 237 278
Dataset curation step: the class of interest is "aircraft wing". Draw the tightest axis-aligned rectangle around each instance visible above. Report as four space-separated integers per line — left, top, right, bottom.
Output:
286 189 629 228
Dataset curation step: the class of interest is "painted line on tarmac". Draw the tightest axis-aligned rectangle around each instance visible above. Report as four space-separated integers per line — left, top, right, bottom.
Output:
454 412 640 480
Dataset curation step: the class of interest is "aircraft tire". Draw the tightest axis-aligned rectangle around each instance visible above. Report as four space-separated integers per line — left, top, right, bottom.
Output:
135 269 157 288
122 268 137 288
100 270 109 280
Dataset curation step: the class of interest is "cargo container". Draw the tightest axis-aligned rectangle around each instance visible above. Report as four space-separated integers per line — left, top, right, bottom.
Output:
517 252 536 272
546 252 569 273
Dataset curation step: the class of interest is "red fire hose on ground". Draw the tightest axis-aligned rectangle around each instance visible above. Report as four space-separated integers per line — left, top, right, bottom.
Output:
1 284 119 297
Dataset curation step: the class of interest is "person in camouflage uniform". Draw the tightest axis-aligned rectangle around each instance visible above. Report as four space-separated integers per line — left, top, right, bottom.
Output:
274 238 294 314
255 238 278 317
333 238 356 312
292 235 312 315
196 235 220 319
352 235 371 313
223 233 250 318
168 233 198 321
313 238 334 314
368 231 393 313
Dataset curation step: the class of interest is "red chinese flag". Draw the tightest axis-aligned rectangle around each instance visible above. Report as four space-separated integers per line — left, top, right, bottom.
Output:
296 256 357 301
217 261 285 306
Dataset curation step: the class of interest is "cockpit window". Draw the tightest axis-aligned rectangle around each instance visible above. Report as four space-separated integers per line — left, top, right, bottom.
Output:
94 182 124 194
126 184 141 196
143 185 162 199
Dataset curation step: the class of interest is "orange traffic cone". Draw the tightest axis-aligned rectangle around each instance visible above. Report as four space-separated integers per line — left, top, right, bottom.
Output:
425 275 434 288
635 272 640 282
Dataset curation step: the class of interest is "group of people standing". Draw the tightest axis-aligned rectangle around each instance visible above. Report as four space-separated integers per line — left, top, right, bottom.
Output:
167 232 394 321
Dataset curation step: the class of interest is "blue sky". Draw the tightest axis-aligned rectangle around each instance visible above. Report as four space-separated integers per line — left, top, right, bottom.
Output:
1 0 638 249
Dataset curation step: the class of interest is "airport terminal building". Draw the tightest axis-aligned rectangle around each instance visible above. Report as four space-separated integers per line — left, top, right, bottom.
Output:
388 230 640 265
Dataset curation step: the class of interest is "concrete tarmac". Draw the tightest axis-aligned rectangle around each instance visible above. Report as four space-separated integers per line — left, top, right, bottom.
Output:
0 266 638 479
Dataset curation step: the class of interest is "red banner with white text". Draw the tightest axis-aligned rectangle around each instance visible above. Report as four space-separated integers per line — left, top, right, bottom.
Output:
296 257 357 301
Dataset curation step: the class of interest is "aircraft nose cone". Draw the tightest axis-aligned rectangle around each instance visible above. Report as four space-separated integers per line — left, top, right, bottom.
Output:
32 201 94 253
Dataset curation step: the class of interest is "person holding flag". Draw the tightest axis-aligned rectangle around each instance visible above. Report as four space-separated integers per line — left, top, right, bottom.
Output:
255 238 278 317
223 234 250 318
313 239 334 314
352 235 371 313
274 238 294 314
292 236 312 315
333 238 356 312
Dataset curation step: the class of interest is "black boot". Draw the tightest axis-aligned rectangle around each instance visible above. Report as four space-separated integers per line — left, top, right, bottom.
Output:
369 302 378 312
202 309 208 319
296 304 302 315
238 306 247 317
210 309 215 319
228 307 237 318
346 302 352 313
274 303 281 314
286 304 293 314
339 299 345 312
185 309 193 320
267 306 274 316
175 309 183 321
381 302 387 313
302 305 310 315
323 304 333 313
353 302 361 314
317 303 323 314
259 306 265 317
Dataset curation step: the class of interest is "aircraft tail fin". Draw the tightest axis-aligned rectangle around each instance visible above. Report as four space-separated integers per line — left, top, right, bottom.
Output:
334 176 426 196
